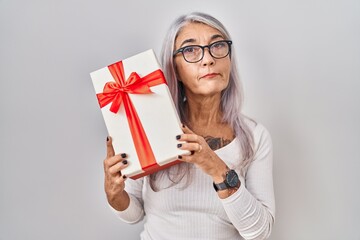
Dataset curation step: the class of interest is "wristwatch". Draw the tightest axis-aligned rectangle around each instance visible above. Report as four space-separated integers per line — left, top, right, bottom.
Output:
213 169 240 191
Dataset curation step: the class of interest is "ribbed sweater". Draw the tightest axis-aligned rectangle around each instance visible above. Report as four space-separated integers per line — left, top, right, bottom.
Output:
110 123 275 240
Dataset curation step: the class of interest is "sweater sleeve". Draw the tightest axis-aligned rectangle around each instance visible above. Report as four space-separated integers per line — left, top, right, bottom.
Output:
221 124 275 240
109 177 145 224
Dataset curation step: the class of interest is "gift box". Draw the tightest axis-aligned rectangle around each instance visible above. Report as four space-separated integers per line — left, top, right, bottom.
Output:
90 49 187 179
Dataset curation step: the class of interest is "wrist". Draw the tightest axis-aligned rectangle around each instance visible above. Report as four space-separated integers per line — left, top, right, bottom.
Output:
217 181 240 199
213 168 240 192
107 190 130 211
212 164 229 183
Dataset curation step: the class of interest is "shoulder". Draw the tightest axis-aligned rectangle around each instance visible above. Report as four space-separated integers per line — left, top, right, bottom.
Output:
244 117 271 139
254 123 272 144
243 117 272 152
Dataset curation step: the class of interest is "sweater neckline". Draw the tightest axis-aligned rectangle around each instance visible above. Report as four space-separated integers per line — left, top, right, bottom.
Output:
214 137 237 153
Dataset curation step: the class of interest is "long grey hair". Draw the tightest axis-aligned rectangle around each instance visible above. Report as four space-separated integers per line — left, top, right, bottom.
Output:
150 12 255 189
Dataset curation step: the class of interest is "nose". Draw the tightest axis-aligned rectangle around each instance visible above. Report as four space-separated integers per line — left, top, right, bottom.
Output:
201 47 215 66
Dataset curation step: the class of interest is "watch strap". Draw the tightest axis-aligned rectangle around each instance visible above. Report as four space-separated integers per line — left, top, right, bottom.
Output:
213 181 228 191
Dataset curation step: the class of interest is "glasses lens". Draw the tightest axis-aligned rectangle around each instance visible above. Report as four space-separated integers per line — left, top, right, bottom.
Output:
210 41 230 58
182 46 202 63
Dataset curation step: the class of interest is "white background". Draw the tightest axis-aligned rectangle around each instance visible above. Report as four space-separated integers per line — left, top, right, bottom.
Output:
1 0 359 239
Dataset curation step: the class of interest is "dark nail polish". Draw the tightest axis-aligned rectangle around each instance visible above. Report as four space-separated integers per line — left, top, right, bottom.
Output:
176 135 181 140
177 144 182 148
121 153 127 158
190 151 195 155
123 175 127 179
182 124 185 128
106 136 109 142
178 155 182 159
122 160 128 165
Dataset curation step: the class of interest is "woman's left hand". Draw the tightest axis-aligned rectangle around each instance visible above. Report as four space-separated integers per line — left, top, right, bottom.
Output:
177 125 228 181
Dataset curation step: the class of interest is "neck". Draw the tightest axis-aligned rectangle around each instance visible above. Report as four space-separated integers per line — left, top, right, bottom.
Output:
185 93 223 129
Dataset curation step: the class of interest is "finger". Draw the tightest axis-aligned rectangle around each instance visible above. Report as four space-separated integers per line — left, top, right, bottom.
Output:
177 154 195 163
104 153 127 169
106 136 115 158
198 144 203 153
108 159 129 175
179 133 201 143
114 174 128 185
177 142 202 152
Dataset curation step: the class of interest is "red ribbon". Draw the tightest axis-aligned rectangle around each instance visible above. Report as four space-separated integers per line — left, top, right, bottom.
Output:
97 61 166 173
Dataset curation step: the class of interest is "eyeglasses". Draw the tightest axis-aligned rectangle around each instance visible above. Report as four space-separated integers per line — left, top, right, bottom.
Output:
173 40 232 63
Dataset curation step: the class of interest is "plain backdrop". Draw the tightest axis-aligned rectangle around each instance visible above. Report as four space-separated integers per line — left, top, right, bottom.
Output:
1 0 359 239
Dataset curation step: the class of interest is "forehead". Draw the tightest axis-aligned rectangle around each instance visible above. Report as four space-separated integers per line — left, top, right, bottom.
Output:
175 22 224 46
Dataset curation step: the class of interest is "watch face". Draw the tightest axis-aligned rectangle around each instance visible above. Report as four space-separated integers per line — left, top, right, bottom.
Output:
226 170 239 188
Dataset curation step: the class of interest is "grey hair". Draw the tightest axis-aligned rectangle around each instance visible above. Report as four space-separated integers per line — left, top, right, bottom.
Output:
151 12 255 190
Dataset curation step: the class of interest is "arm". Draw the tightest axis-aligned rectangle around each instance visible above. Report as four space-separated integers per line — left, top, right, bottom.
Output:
221 124 275 240
109 177 145 224
104 137 145 224
177 124 275 239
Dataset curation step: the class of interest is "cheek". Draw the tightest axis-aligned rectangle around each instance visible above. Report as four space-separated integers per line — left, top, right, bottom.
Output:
177 63 197 83
225 68 231 80
223 61 231 80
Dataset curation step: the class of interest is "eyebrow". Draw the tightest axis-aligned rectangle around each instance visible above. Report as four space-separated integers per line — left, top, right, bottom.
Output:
211 34 225 41
179 34 225 47
180 38 196 47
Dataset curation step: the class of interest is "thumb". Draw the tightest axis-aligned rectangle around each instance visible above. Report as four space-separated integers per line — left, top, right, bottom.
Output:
181 124 195 134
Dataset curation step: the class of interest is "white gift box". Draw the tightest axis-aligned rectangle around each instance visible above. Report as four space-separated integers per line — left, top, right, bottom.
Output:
91 49 187 179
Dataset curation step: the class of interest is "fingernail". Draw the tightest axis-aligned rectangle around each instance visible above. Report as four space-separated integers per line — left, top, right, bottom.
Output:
177 144 182 148
123 175 127 179
178 155 182 159
176 135 181 140
190 151 195 155
106 136 109 142
121 153 127 158
122 160 128 165
182 124 185 128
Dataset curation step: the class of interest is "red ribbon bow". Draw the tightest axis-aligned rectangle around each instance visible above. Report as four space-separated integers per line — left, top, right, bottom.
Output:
96 61 166 176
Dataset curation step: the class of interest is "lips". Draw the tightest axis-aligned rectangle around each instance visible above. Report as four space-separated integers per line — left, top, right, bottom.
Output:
200 73 220 79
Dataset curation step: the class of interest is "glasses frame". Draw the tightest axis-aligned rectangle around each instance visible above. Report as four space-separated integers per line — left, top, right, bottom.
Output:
173 40 233 63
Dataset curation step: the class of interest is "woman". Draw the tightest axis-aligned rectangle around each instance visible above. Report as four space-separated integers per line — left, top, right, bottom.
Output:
103 12 275 240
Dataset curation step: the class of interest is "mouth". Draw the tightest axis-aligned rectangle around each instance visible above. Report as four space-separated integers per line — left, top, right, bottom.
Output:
200 73 220 79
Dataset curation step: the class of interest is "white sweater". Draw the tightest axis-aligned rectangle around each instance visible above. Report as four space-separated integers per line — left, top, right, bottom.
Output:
111 123 275 240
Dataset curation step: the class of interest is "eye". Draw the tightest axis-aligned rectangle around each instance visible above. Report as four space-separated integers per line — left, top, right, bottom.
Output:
212 41 226 49
183 46 197 53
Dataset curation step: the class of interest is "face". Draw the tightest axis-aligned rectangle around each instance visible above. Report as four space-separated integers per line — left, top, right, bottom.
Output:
174 22 231 97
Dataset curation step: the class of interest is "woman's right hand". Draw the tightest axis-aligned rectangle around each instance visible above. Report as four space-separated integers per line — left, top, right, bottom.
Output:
103 136 130 211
